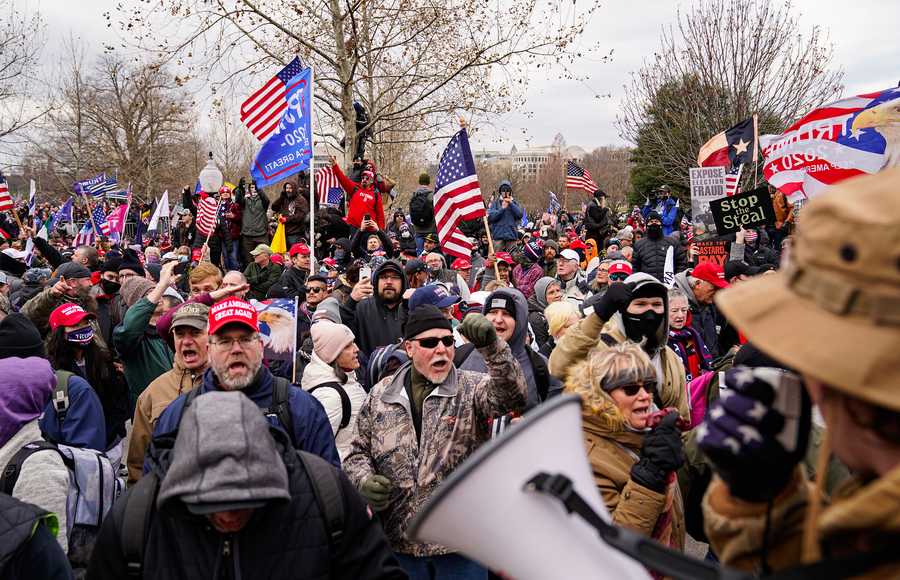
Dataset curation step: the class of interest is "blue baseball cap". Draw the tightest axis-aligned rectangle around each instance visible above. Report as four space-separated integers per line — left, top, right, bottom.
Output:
409 284 460 311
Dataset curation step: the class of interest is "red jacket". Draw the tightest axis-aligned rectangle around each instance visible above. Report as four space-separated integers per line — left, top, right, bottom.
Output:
332 163 385 230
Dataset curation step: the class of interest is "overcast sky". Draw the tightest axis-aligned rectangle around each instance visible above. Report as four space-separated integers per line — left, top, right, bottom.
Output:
34 0 900 152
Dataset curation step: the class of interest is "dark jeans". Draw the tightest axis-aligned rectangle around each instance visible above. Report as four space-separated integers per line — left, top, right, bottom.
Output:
223 238 241 271
395 553 487 580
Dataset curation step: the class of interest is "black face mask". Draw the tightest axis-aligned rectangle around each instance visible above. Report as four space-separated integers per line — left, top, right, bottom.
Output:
623 309 663 343
647 224 663 239
100 279 121 295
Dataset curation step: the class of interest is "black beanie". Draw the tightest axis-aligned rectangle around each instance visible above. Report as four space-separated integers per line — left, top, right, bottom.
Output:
0 314 45 359
647 211 662 222
101 257 122 274
404 304 452 340
119 249 146 277
482 292 516 319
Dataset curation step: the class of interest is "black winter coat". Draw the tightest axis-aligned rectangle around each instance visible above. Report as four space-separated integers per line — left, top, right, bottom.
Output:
0 493 73 580
339 263 407 357
86 447 404 580
583 199 614 244
632 236 687 283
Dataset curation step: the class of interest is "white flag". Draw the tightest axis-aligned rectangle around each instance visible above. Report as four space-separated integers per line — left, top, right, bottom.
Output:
148 190 169 232
28 179 36 217
24 237 35 267
663 246 675 288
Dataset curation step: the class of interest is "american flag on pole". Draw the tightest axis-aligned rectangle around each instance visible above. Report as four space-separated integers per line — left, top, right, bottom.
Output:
434 128 486 259
761 87 900 202
565 160 597 194
240 57 305 142
195 194 220 236
315 165 344 206
0 176 12 212
725 165 743 197
73 221 95 246
90 204 110 236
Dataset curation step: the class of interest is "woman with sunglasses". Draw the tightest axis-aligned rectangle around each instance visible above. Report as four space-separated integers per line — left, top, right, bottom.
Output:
566 342 686 553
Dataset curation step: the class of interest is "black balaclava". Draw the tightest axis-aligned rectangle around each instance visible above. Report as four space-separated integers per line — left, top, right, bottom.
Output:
622 281 666 352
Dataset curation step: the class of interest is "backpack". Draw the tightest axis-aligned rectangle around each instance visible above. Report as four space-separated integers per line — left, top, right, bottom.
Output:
51 369 74 427
120 450 346 579
309 382 352 430
1 440 124 569
409 189 434 229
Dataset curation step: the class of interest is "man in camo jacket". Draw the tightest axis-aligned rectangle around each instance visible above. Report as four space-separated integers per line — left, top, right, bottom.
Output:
343 304 526 578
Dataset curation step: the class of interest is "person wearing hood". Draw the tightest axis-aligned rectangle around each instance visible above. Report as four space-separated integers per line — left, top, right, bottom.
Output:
584 189 615 246
235 179 272 265
90 391 405 580
671 261 730 358
271 179 310 246
632 211 687 284
10 267 51 312
566 342 685 550
527 277 563 353
641 186 680 236
512 240 545 299
332 237 353 269
91 259 124 346
0 492 73 580
302 321 367 461
340 260 407 357
730 226 779 269
542 239 559 278
457 288 560 409
388 210 417 254
487 181 523 252
330 155 386 231
549 274 689 421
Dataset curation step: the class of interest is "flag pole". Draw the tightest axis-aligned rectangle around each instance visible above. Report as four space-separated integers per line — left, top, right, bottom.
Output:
752 113 760 188
201 196 221 262
308 65 317 272
80 193 101 241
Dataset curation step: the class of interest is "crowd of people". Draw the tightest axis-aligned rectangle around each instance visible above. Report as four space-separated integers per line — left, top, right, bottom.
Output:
0 158 897 580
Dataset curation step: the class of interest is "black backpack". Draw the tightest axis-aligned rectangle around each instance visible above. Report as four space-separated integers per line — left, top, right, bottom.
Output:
309 382 352 430
409 189 434 229
120 450 346 579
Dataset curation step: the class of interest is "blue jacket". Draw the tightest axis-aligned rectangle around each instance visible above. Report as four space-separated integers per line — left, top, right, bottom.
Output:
642 198 680 236
40 374 107 451
152 366 340 467
487 198 524 241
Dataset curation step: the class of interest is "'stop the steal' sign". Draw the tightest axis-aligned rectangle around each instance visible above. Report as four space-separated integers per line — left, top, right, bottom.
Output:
709 186 776 235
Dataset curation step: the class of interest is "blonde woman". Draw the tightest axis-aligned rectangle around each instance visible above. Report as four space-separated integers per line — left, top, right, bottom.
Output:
542 301 580 357
567 342 685 552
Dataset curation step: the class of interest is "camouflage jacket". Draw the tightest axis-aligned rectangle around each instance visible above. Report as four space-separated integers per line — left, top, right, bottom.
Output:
343 338 527 556
21 287 98 338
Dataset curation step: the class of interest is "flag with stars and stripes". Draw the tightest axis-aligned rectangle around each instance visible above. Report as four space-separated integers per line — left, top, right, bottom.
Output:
195 194 220 236
434 128 486 259
315 165 344 206
547 191 561 214
0 176 12 212
75 173 118 198
73 221 94 246
90 203 110 236
240 57 305 141
725 165 743 197
565 160 597 194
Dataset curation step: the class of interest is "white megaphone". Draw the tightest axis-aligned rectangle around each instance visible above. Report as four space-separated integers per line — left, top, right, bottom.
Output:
408 395 650 580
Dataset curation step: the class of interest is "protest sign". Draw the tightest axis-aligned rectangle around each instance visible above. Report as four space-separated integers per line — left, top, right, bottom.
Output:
709 186 776 235
693 240 729 266
251 298 298 362
689 167 726 239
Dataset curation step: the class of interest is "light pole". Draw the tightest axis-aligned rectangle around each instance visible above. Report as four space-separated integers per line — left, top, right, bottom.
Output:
198 152 223 194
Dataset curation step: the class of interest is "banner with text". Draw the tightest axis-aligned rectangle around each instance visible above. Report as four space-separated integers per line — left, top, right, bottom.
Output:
693 240 729 266
709 186 776 235
689 166 726 240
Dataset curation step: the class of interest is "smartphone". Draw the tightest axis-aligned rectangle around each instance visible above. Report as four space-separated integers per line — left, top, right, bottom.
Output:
359 266 372 280
363 214 371 222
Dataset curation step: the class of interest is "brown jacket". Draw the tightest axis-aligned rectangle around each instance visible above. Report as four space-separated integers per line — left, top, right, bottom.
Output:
772 190 795 229
549 312 689 420
704 464 900 577
126 361 205 482
343 339 527 556
569 363 685 550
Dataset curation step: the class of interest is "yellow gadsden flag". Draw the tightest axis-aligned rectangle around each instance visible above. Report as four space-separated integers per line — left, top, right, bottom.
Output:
270 221 287 254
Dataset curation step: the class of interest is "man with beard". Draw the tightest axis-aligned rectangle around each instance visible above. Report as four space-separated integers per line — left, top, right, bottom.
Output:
271 180 310 247
21 261 98 337
340 260 407 357
632 211 686 283
151 297 340 467
549 273 689 420
127 302 211 483
344 306 527 576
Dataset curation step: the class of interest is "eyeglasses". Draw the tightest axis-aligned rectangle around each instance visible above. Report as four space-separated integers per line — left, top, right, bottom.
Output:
306 287 326 294
412 335 454 349
210 334 259 349
616 382 657 397
608 273 629 281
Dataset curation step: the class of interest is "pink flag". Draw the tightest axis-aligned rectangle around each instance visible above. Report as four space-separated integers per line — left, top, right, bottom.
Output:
106 204 129 237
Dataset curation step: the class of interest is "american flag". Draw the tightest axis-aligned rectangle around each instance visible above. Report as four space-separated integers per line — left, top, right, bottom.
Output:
0 176 12 212
240 57 305 141
315 165 344 205
565 160 597 194
89 203 110 236
725 165 743 197
73 221 94 246
195 194 220 236
434 128 486 259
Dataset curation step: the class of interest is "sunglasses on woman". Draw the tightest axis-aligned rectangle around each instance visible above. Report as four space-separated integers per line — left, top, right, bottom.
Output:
413 335 455 349
617 381 657 397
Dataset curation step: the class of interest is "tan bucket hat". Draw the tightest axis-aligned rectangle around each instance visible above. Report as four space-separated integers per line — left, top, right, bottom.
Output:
715 167 900 411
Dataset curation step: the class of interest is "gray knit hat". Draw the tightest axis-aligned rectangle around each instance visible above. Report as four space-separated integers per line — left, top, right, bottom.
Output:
156 391 291 514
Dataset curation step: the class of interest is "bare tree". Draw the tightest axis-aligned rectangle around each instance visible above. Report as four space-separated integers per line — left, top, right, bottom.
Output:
206 95 257 182
115 0 605 169
617 0 843 197
0 1 47 148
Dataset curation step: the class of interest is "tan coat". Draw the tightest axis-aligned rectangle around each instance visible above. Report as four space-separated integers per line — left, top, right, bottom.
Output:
126 361 205 482
549 312 690 420
568 364 685 550
704 464 900 578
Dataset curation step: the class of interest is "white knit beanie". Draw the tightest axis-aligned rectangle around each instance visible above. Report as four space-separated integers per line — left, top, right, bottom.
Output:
310 321 356 364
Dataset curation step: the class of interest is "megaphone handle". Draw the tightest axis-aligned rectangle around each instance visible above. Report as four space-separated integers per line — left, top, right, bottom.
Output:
524 473 753 580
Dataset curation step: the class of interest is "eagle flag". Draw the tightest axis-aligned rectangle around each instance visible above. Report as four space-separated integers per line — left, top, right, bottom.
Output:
761 87 900 201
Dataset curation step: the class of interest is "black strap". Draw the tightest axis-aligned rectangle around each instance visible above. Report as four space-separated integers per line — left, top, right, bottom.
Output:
120 472 160 579
309 382 352 430
1 441 72 495
526 349 550 402
599 333 619 347
264 377 297 447
52 370 73 426
296 451 346 558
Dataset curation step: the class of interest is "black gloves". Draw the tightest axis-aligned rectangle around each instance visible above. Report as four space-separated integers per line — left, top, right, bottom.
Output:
630 413 685 493
584 282 633 321
459 313 498 348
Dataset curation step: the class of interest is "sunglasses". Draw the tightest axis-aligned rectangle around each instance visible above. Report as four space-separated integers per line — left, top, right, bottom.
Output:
608 273 629 281
617 382 657 397
413 335 454 349
306 287 326 294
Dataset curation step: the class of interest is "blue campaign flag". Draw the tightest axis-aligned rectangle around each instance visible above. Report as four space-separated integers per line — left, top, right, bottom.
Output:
250 67 313 188
547 191 561 214
74 173 117 198
49 197 74 231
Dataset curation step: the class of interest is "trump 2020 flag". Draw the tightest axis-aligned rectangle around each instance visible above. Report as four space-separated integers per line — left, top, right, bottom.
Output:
250 67 313 188
762 87 900 201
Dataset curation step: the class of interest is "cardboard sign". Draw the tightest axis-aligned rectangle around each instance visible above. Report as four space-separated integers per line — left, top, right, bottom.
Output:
709 186 776 235
693 240 729 266
689 167 726 239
